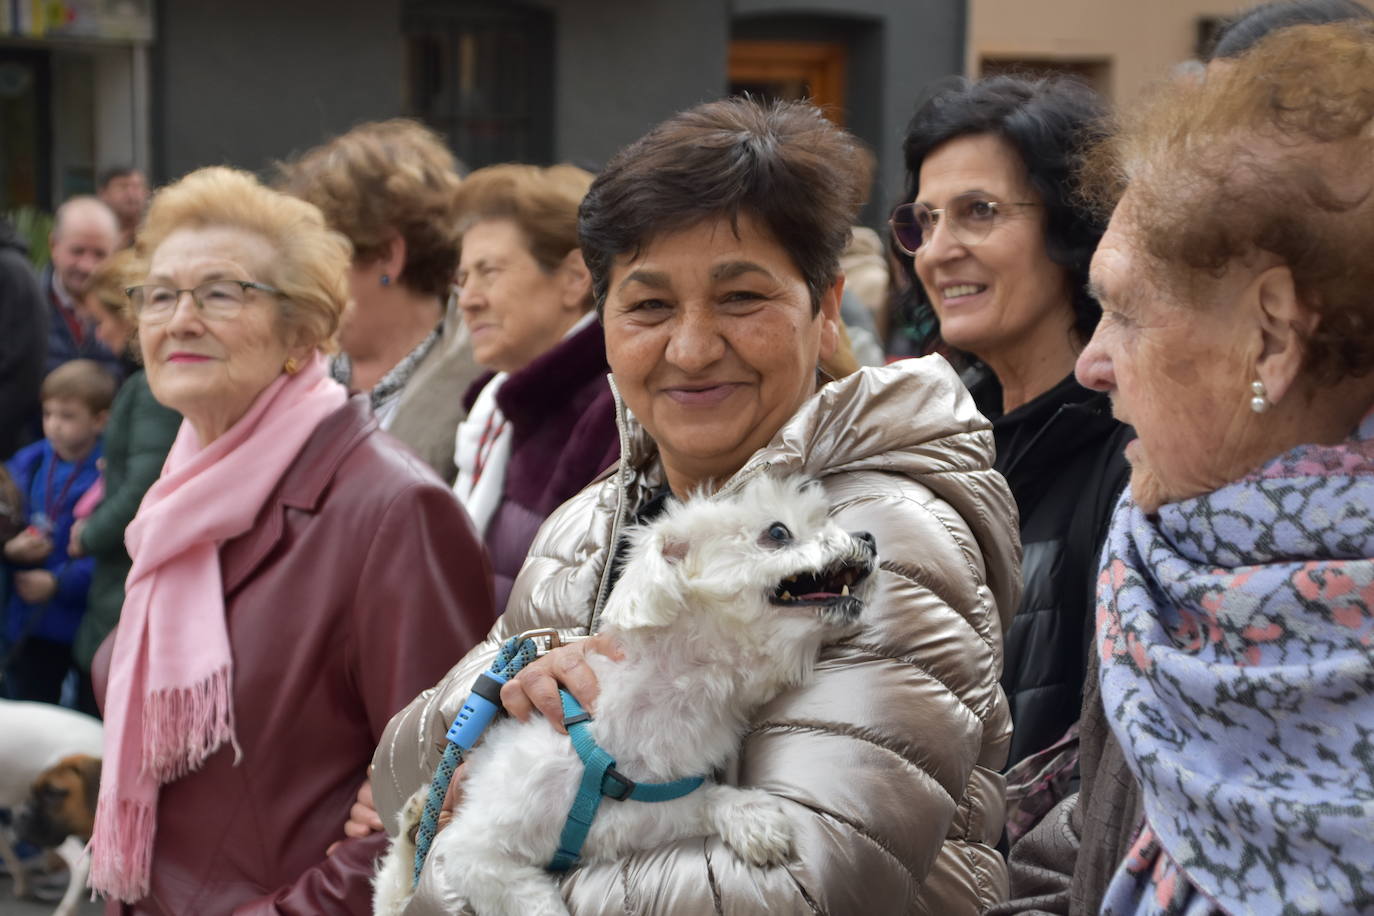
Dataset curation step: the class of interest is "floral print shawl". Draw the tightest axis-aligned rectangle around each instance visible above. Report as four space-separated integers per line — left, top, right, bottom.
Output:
1097 409 1374 916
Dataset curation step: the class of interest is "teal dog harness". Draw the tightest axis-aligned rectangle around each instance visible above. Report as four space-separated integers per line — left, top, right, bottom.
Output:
411 630 706 884
549 691 705 872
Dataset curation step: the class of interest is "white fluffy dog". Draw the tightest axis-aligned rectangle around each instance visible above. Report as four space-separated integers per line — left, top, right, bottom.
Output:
374 475 877 916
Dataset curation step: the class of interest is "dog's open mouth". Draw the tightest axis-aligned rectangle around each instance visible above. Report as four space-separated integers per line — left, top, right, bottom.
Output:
770 554 875 618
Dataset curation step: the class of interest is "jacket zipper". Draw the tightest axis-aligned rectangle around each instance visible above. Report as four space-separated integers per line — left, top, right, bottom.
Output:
589 375 632 632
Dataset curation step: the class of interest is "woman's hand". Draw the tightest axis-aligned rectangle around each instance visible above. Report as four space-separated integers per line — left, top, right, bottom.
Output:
5 529 53 565
326 778 384 855
499 633 624 733
344 778 384 839
14 570 58 604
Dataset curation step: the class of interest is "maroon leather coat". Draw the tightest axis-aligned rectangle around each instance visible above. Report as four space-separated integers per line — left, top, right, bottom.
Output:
94 396 495 915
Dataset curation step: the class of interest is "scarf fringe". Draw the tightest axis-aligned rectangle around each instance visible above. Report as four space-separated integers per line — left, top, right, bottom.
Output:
88 798 155 903
141 665 241 781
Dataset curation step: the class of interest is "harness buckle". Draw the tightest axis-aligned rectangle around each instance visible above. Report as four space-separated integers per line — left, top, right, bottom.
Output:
601 766 637 801
516 626 563 656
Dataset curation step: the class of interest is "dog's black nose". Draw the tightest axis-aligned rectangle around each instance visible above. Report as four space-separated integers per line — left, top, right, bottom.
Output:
852 531 876 551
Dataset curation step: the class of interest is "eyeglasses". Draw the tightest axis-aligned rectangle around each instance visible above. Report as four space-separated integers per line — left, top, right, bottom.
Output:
889 195 1040 256
125 280 284 324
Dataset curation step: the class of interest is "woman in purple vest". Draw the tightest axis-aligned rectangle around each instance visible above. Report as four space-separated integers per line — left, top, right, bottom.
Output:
452 164 620 612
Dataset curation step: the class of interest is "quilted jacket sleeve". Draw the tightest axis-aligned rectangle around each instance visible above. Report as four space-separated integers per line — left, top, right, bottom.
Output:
372 482 610 835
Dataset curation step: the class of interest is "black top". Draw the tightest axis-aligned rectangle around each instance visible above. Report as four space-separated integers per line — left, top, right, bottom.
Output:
973 371 1134 769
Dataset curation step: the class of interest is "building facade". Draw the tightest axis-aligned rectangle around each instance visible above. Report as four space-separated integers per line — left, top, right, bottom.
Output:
4 0 963 229
1 1 153 211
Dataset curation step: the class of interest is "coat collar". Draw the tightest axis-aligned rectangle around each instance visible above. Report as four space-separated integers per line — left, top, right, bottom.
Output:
461 314 607 424
220 394 374 596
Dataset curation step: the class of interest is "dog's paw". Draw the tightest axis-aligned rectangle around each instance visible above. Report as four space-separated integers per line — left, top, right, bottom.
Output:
708 789 794 867
372 787 427 916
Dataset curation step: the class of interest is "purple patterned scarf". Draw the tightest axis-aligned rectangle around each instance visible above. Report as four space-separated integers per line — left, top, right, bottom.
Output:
1097 408 1374 916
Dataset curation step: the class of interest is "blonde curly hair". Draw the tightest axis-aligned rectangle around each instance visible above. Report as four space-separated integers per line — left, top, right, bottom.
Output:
136 166 352 353
279 119 465 297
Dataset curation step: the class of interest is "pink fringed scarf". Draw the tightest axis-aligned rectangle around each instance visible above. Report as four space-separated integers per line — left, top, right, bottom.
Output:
88 353 347 903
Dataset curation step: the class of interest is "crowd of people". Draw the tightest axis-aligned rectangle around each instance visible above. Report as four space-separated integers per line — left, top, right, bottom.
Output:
0 0 1372 913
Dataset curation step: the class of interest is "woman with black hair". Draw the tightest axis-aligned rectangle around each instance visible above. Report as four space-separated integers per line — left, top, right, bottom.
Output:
895 74 1133 836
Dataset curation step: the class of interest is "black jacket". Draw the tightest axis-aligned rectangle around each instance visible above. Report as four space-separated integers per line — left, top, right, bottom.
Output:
0 219 48 461
975 372 1132 769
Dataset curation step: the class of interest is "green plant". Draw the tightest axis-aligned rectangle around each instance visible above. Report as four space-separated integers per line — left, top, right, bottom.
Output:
3 206 53 271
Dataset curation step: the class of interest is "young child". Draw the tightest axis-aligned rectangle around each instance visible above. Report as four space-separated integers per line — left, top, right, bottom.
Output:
2 359 115 704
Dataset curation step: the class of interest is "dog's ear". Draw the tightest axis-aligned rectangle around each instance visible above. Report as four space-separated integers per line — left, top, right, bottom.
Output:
71 755 101 809
599 531 691 631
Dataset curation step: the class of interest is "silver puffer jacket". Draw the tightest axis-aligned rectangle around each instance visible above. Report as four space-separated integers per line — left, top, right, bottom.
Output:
373 356 1022 914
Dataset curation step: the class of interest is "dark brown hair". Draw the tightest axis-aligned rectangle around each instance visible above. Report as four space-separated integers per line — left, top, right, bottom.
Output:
578 97 867 313
279 119 464 298
1083 21 1374 385
902 75 1109 348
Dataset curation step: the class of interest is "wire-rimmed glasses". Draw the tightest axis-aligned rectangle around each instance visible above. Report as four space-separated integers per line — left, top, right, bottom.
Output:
889 195 1040 255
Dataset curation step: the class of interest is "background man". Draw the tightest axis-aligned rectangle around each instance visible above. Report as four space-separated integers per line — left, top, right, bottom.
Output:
96 166 149 250
42 197 122 379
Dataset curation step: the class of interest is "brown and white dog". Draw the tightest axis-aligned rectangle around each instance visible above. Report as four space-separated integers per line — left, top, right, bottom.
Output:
15 755 101 916
0 699 103 911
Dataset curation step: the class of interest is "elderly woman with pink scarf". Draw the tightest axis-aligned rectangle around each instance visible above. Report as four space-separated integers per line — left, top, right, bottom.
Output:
994 21 1374 916
87 167 495 914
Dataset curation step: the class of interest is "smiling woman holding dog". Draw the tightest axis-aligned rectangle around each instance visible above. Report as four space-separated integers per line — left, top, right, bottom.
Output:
85 167 495 914
372 98 1021 913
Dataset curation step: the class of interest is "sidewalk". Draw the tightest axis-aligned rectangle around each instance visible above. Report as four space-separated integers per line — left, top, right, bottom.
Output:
0 871 104 914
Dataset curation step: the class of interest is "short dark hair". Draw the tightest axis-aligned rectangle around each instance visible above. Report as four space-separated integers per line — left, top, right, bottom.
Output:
901 74 1108 349
579 97 867 314
1209 0 1373 60
97 165 141 190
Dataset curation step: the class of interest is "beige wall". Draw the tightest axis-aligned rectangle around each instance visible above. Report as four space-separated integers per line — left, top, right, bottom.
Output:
968 0 1368 103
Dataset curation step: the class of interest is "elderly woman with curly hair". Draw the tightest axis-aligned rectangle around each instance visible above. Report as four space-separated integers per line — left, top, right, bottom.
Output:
450 164 619 610
371 97 1020 914
88 167 495 914
995 21 1374 916
281 119 479 483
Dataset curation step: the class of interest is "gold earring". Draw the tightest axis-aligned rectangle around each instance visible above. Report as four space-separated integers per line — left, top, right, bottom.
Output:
284 357 300 375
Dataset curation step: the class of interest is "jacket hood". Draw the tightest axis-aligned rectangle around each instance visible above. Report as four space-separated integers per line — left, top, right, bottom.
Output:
616 356 1023 629
0 218 28 255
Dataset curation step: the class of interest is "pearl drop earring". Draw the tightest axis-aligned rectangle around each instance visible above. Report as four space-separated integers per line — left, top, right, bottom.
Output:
1250 379 1270 414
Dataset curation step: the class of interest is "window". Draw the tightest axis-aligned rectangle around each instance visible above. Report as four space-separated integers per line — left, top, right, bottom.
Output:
403 2 553 168
728 40 847 125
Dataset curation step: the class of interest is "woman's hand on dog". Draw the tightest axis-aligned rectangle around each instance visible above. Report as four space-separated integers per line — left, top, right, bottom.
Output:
500 633 624 733
327 778 385 853
328 764 473 854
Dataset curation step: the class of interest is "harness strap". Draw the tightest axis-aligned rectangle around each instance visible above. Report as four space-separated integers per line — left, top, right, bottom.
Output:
549 691 705 872
412 635 540 887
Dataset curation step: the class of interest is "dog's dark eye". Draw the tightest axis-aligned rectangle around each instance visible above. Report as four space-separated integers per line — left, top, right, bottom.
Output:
765 522 792 545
